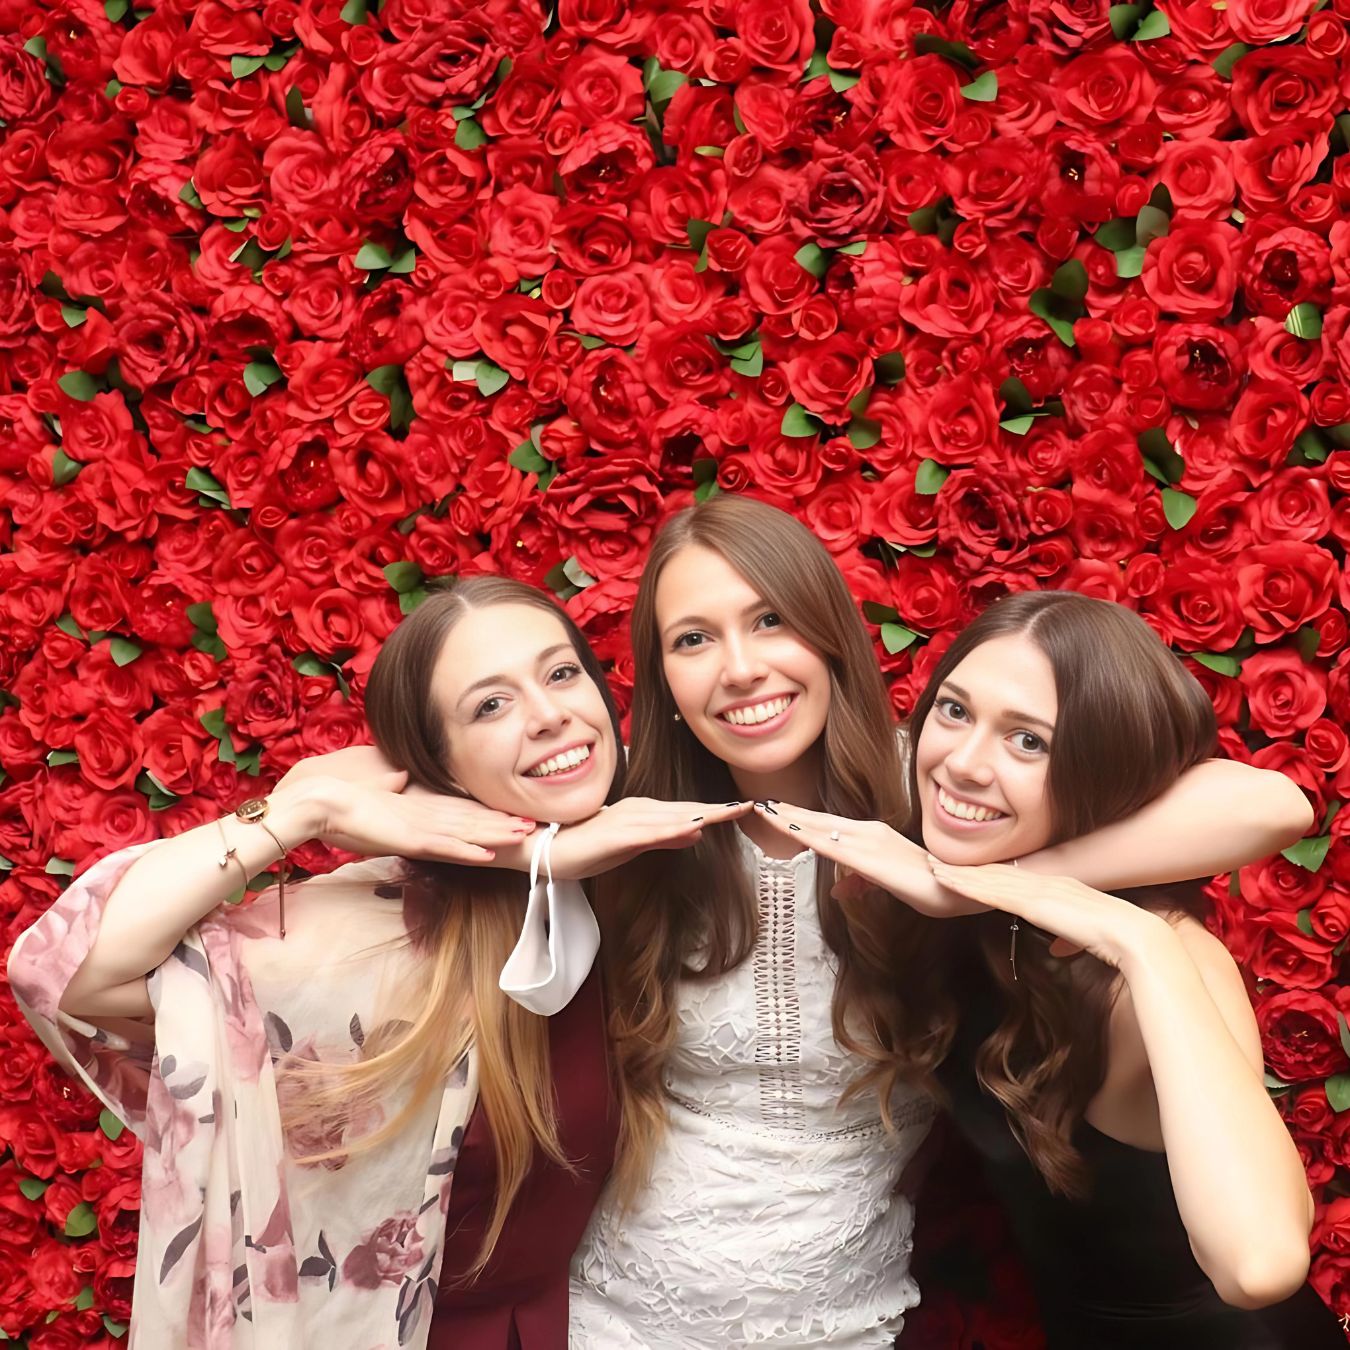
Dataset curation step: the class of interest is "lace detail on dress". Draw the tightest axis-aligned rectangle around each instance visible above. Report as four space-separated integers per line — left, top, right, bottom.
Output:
753 856 804 1131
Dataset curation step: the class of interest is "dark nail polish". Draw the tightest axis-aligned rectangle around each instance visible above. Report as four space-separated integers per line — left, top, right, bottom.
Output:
788 823 801 832
691 816 704 823
725 802 740 808
762 803 779 815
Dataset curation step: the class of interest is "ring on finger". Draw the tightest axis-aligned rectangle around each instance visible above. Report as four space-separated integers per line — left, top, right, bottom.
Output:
829 830 840 842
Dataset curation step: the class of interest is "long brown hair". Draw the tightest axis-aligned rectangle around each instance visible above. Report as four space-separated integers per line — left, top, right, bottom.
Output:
905 591 1217 1195
601 495 945 1200
289 577 627 1275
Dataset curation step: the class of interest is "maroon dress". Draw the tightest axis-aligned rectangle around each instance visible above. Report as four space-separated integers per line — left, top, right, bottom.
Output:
428 966 618 1350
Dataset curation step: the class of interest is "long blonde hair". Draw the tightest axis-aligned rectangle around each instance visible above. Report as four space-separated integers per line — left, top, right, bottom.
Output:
285 578 627 1275
599 496 946 1201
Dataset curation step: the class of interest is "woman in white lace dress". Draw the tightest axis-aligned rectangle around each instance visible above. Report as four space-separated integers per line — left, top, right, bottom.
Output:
567 497 1312 1348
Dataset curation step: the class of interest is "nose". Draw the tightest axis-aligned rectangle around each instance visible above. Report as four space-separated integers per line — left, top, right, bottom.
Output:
523 682 569 737
718 631 767 689
944 729 996 787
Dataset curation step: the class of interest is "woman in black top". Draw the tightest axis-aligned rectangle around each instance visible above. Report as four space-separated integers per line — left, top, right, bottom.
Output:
754 591 1344 1347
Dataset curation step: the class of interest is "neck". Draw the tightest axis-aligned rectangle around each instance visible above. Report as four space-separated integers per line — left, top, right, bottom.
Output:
731 747 823 859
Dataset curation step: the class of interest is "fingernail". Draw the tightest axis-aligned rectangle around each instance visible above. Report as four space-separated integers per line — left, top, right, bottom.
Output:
725 802 740 807
761 803 778 815
691 815 704 823
789 823 801 832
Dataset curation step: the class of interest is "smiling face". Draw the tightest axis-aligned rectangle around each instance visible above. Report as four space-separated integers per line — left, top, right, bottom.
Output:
431 602 618 824
914 633 1059 865
654 544 831 801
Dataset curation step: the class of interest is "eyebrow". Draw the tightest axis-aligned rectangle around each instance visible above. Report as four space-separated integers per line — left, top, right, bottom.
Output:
661 597 771 639
457 643 576 705
941 681 1056 736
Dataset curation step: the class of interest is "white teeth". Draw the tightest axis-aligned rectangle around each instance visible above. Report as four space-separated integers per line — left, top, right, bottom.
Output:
721 696 791 726
526 745 591 778
937 786 1005 823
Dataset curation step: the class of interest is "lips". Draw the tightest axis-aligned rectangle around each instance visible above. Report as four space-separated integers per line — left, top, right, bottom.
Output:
715 694 794 726
936 784 1007 824
524 742 593 779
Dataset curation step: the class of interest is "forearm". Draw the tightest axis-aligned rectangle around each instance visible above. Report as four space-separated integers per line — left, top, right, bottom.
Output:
1121 923 1313 1306
62 785 328 1012
1025 759 1313 889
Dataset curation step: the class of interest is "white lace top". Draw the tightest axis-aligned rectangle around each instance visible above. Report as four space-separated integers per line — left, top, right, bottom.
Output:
570 836 935 1347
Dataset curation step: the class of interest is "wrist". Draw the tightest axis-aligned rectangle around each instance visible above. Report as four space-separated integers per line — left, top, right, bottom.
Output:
1115 907 1179 976
268 778 342 846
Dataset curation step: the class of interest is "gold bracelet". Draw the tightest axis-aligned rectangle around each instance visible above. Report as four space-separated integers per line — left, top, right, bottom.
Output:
234 798 292 939
215 818 250 898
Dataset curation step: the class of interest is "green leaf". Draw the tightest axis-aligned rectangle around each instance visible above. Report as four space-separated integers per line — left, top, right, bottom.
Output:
185 467 230 507
694 477 720 503
1135 203 1170 246
52 448 83 486
455 118 487 151
1192 652 1240 677
1094 219 1136 252
1132 8 1171 40
1285 303 1323 340
231 55 265 78
1108 3 1144 38
340 0 367 21
848 416 882 450
355 242 392 271
1338 1013 1350 1061
104 1316 128 1338
105 0 129 18
45 857 75 877
1297 907 1315 937
1050 259 1089 303
1028 290 1077 347
398 588 429 615
199 707 227 739
450 359 480 383
647 68 687 104
907 205 939 235
243 360 282 396
263 50 290 72
915 459 949 495
56 613 85 640
875 351 906 384
366 364 403 395
476 362 509 397
60 302 87 328
388 248 416 275
508 441 551 474
58 371 98 402
862 601 899 625
18 1177 47 1201
1283 834 1332 872
1161 488 1197 530
186 602 217 634
1297 429 1329 463
178 179 204 210
64 1201 97 1238
959 71 997 103
881 623 920 655
804 51 830 82
694 145 725 157
794 242 829 278
1328 1073 1350 1113
687 218 715 253
828 68 861 93
780 403 819 438
105 77 123 97
99 1107 125 1141
382 561 423 594
1000 414 1036 436
292 653 328 677
109 636 142 667
562 556 597 590
1298 625 1322 662
730 343 763 378
1213 42 1252 80
74 1286 95 1311
47 749 79 767
23 36 48 60
911 35 979 70
285 85 309 128
1114 244 1147 279
838 240 867 257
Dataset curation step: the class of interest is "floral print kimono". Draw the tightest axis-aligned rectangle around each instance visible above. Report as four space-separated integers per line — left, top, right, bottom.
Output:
7 843 478 1350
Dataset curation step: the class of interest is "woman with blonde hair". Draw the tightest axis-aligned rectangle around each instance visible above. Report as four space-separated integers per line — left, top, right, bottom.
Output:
754 590 1343 1347
568 496 1315 1348
8 576 744 1350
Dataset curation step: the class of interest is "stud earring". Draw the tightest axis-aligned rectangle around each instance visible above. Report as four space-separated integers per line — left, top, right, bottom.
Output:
673 711 682 722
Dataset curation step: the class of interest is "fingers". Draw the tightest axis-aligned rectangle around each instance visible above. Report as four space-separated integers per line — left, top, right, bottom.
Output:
432 840 497 863
750 800 852 863
926 860 1036 916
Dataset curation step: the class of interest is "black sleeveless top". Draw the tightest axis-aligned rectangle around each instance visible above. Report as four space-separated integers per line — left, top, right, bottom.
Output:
936 948 1344 1349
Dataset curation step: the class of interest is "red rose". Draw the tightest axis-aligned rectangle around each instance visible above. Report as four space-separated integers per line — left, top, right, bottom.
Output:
543 454 663 580
1233 119 1330 213
880 56 965 153
899 260 994 338
734 0 813 72
558 122 655 204
1157 140 1234 218
1053 50 1156 132
781 335 871 423
791 147 884 245
935 469 1029 574
565 348 654 450
1240 650 1328 737
1261 989 1350 1081
1141 221 1239 320
1155 322 1244 411
1249 910 1337 989
1143 564 1246 651
1235 542 1338 643
1232 48 1337 138
71 710 143 791
1227 0 1317 43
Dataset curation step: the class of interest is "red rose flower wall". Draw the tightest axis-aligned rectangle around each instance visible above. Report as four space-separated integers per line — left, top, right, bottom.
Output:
2 0 1350 1343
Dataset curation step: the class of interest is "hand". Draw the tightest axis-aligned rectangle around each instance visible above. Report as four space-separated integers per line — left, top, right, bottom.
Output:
924 860 1169 970
749 801 987 917
542 798 754 879
309 778 537 864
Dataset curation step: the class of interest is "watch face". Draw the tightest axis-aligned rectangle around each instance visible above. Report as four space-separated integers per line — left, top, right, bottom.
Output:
235 797 269 822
